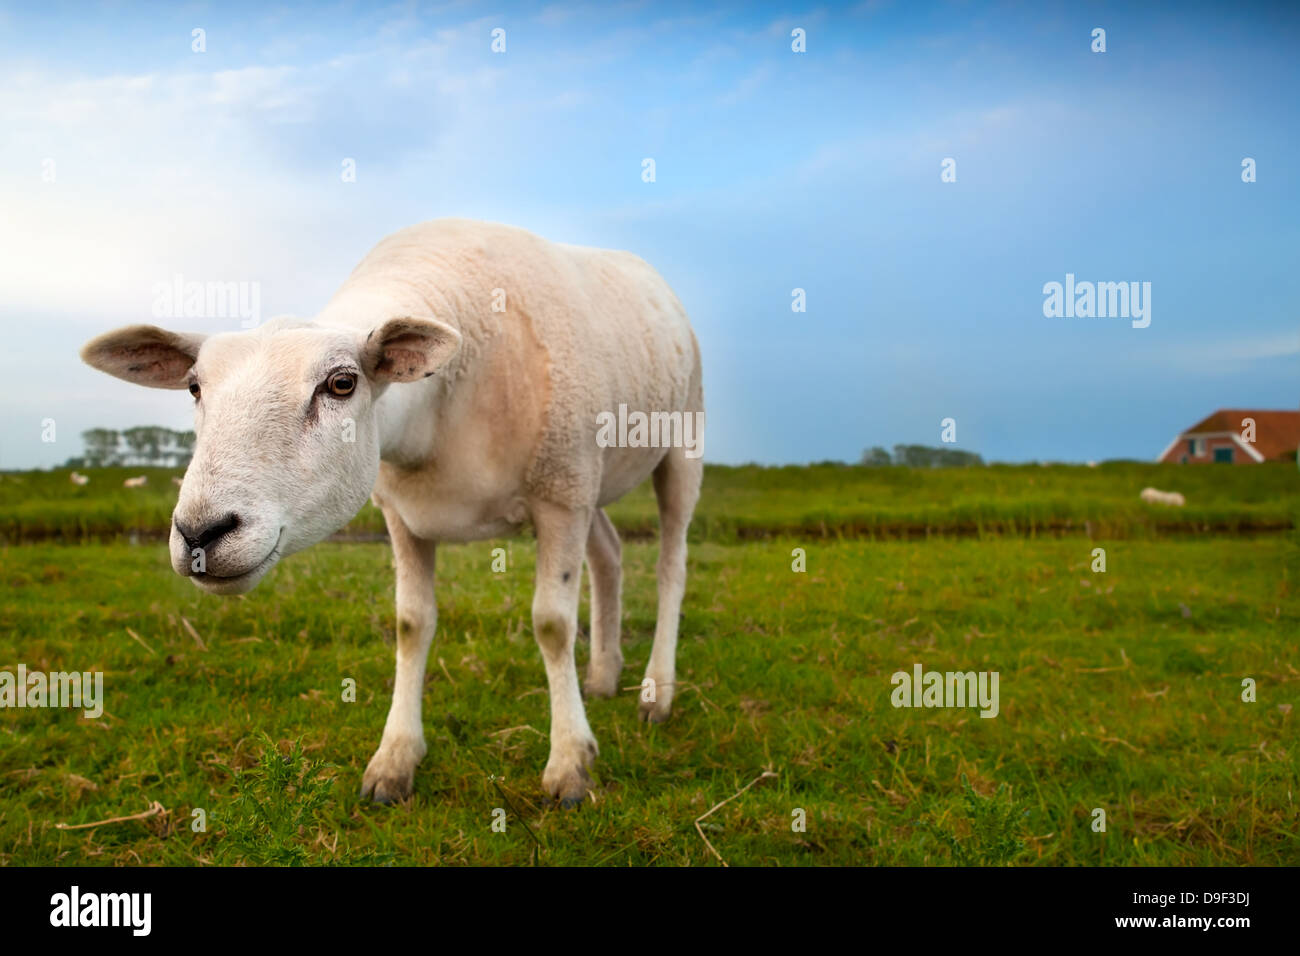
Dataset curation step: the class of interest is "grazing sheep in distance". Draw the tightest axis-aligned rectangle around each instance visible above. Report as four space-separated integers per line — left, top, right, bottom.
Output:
69 471 89 485
123 475 148 488
1140 486 1185 507
172 476 184 487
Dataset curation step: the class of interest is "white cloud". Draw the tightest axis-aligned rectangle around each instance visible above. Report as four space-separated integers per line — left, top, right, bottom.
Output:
715 64 771 107
1155 331 1300 369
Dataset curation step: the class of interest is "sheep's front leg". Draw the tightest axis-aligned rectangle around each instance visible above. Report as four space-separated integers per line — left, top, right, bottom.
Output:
362 508 437 803
531 501 598 806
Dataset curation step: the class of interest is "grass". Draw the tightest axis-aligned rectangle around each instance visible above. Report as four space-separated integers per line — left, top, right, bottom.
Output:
1 527 1296 866
2 461 1298 543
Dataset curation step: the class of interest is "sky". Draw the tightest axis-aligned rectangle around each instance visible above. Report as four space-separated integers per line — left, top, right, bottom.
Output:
1 0 1297 469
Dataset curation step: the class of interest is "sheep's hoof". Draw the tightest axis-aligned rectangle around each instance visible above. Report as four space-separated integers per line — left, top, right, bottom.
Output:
638 695 673 724
542 740 597 807
583 662 622 699
360 739 423 804
361 772 413 805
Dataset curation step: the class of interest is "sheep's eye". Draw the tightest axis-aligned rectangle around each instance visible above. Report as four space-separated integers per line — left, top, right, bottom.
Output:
326 371 356 397
188 382 201 399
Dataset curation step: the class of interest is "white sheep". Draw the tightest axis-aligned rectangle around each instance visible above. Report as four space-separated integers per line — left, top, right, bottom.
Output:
79 219 704 807
123 475 148 488
69 471 89 485
1140 486 1185 507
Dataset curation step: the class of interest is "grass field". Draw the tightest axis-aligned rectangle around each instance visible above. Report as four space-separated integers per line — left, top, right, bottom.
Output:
4 461 1298 543
1 465 1297 866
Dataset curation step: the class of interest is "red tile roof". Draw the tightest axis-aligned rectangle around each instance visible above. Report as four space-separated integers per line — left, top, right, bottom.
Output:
1181 409 1300 461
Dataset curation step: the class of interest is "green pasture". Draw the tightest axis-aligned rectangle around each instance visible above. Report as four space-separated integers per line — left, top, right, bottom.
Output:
0 463 1295 865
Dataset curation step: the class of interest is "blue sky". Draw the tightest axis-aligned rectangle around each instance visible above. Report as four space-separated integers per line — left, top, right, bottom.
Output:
1 0 1297 468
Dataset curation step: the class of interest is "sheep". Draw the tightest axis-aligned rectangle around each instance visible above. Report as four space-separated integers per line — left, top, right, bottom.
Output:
171 476 183 487
123 476 148 488
69 471 89 485
1140 486 1185 507
79 218 704 807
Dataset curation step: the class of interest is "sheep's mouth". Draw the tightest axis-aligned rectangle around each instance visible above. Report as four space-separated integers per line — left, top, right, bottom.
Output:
190 530 284 595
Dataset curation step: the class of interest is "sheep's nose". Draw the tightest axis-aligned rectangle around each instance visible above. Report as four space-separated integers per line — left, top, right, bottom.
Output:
175 513 240 552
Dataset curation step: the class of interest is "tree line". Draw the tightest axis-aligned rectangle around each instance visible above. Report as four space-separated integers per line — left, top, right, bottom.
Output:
62 430 981 470
860 444 985 467
66 427 196 468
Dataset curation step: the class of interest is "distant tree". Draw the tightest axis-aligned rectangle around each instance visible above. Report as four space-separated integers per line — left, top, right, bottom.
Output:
149 426 178 463
892 444 984 468
936 447 984 467
119 425 194 466
172 430 196 466
79 426 196 467
122 426 159 465
893 444 935 467
860 446 892 467
81 428 121 467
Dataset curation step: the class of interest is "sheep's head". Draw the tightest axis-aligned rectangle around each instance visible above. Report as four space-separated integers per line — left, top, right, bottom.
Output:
80 316 460 594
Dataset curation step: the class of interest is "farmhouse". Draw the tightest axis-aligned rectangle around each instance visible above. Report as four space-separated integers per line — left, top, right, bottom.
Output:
1157 409 1300 465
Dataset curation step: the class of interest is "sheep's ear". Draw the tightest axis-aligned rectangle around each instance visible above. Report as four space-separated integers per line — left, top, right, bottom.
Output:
80 325 206 389
362 316 462 383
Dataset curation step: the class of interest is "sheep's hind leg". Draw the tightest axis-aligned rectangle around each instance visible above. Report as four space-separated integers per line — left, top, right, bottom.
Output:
584 508 623 699
641 447 703 723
